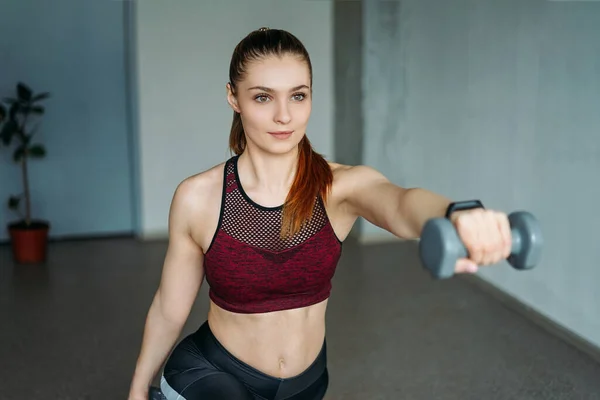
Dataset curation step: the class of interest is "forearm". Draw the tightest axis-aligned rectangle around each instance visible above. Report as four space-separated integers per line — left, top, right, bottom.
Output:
397 188 452 239
130 293 186 393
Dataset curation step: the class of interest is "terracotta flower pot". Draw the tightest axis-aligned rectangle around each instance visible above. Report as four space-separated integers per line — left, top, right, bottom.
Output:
7 220 50 264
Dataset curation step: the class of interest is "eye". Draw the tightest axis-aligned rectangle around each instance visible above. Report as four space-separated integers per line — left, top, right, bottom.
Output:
255 94 270 103
292 92 306 101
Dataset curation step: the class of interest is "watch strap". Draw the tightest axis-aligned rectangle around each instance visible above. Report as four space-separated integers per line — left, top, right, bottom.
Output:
444 200 484 219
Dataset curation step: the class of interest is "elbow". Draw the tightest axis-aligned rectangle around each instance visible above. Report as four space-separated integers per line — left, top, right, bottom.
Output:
395 227 420 241
394 188 428 240
387 212 420 240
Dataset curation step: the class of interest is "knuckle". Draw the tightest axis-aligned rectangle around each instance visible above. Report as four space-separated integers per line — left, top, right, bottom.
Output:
482 243 494 254
499 212 510 227
469 244 484 257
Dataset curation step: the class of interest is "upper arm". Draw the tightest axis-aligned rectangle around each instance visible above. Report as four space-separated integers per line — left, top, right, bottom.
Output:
156 178 206 325
338 165 411 238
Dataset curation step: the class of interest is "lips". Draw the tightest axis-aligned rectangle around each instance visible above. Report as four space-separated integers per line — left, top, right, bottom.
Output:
268 130 294 139
268 131 294 135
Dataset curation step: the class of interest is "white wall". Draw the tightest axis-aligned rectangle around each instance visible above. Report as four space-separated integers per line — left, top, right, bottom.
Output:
360 0 600 348
133 0 334 238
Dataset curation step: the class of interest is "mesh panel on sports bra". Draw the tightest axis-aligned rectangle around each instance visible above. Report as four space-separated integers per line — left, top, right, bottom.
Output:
220 157 329 253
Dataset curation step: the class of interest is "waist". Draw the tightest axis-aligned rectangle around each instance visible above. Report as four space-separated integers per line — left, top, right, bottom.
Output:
207 298 328 378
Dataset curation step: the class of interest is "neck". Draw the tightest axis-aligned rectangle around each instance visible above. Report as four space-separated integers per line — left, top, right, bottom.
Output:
238 146 300 194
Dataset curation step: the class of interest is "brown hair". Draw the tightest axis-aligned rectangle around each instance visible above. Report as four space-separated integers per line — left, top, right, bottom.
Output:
228 27 333 239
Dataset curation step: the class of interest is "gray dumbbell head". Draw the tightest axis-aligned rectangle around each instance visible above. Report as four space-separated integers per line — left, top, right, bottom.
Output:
507 211 543 270
419 218 467 279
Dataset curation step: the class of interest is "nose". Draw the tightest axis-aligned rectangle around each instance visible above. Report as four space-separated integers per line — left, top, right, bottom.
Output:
274 100 291 125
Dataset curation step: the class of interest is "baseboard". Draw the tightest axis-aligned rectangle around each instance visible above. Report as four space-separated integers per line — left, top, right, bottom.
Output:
462 274 600 366
1 232 135 245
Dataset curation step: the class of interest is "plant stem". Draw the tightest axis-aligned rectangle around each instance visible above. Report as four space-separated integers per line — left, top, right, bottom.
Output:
22 155 31 225
19 108 32 226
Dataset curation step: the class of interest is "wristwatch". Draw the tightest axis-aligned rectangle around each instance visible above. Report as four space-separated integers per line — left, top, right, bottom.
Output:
444 200 485 220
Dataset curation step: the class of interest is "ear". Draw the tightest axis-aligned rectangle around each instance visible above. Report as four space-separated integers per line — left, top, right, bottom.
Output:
226 82 241 113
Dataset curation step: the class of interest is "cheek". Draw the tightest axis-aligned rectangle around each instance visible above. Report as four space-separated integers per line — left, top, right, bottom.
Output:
240 103 270 127
301 103 312 120
292 102 312 122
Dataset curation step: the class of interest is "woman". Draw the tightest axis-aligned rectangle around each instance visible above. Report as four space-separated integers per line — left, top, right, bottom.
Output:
128 28 512 400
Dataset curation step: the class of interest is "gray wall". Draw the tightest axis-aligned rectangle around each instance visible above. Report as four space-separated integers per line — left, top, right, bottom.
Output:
0 0 135 240
334 0 364 169
352 0 600 348
334 0 365 238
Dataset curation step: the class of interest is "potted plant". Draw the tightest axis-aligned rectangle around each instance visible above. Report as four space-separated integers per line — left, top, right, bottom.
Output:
0 82 51 264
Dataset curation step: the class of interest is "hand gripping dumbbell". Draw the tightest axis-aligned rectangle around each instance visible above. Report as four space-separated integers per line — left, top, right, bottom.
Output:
419 211 543 279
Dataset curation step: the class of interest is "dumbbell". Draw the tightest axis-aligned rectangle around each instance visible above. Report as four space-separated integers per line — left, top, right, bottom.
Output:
419 211 543 279
149 386 166 400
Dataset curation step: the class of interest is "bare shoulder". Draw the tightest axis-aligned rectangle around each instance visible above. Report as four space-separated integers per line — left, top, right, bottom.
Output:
328 162 389 200
170 162 225 250
172 163 224 211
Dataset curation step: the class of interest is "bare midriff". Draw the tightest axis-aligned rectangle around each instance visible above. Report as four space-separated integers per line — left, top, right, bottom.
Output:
207 298 328 378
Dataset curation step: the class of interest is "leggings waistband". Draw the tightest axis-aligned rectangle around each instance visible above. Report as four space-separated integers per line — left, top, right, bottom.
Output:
195 320 327 398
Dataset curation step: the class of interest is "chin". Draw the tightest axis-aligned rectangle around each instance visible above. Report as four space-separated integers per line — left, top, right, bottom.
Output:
266 142 301 156
262 137 303 156
245 130 305 155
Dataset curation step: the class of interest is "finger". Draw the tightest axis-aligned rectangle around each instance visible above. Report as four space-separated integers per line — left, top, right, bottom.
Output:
496 211 512 260
455 257 478 274
483 211 501 265
472 210 488 264
456 212 482 264
481 210 504 265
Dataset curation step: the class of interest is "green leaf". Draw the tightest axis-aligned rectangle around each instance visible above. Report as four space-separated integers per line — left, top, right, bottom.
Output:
8 102 19 119
16 105 31 115
31 106 45 114
29 144 46 158
23 132 32 146
8 196 21 210
17 83 32 102
13 145 25 162
1 119 18 146
32 92 50 102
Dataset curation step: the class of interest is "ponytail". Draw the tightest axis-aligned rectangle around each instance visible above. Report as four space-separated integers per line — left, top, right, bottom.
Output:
281 136 333 239
229 111 245 155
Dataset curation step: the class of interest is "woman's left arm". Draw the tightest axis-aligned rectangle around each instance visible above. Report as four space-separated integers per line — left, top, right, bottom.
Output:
341 165 512 271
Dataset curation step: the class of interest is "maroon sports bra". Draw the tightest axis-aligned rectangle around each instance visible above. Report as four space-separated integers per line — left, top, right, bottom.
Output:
203 156 343 314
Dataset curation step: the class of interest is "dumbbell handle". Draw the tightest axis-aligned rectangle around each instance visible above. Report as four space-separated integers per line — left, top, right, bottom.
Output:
419 211 543 279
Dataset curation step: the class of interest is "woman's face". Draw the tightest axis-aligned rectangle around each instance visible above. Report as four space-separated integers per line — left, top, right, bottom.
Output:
227 54 312 155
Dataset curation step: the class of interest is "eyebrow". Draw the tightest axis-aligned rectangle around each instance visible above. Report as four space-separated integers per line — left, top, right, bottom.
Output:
248 85 310 92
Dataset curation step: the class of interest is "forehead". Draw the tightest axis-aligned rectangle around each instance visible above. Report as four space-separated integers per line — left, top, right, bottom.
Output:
241 55 310 90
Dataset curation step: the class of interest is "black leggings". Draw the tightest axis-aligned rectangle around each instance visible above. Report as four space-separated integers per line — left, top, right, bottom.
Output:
160 321 329 400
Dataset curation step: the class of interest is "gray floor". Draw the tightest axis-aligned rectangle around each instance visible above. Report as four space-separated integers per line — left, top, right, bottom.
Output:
1 237 599 400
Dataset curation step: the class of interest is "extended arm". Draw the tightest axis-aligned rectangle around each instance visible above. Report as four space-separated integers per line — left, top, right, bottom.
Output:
342 165 452 240
341 165 511 271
